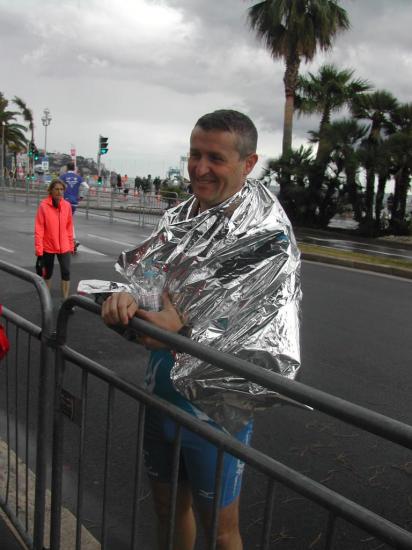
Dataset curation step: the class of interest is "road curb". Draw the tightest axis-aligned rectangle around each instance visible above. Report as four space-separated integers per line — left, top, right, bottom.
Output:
302 252 412 280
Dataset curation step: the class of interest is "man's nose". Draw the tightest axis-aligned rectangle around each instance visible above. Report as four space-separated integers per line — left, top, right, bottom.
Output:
194 157 210 177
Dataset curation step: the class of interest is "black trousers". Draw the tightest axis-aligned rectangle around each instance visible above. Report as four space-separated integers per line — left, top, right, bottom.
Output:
42 252 71 281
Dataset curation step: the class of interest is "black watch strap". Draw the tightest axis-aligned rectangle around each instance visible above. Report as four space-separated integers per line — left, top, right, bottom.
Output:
177 325 191 338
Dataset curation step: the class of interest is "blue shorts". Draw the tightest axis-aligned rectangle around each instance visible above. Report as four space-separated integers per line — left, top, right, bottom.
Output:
144 408 253 508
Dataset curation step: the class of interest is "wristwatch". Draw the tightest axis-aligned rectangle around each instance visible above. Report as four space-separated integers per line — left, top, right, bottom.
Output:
177 325 191 338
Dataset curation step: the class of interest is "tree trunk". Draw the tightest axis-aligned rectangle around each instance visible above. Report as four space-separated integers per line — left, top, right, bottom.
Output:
306 107 334 225
282 56 300 157
374 173 387 232
398 168 410 220
346 164 362 221
319 179 338 228
391 171 401 224
364 167 375 223
389 169 410 235
315 105 332 163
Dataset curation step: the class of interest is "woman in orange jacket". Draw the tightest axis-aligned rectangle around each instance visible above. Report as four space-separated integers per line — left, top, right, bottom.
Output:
34 179 74 299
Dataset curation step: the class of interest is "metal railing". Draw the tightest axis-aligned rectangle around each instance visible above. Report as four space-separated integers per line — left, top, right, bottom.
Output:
1 261 412 549
0 260 54 549
83 186 185 227
0 178 190 227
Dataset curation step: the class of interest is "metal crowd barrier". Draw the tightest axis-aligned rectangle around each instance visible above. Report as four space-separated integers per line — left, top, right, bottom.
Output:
1 261 412 549
83 187 185 227
0 261 54 549
0 179 190 228
0 177 46 207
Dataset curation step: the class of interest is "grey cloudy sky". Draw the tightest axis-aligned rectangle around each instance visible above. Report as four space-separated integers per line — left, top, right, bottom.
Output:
1 0 411 177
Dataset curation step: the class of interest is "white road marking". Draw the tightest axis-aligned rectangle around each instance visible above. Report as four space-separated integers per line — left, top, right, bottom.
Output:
0 246 14 253
76 245 106 256
303 259 412 283
87 234 136 247
308 237 411 257
315 243 410 259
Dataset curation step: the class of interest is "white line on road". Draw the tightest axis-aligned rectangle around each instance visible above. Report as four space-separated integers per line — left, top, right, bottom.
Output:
0 246 14 253
303 259 412 282
313 242 411 259
308 237 411 257
87 233 136 247
77 244 106 256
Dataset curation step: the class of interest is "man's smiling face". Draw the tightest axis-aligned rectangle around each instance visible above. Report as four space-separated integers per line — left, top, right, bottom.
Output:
188 127 258 212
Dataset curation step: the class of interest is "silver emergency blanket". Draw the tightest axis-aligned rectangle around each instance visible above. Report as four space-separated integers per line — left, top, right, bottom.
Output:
116 180 302 433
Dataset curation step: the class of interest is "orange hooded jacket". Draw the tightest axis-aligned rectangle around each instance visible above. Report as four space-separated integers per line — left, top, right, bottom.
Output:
34 196 74 256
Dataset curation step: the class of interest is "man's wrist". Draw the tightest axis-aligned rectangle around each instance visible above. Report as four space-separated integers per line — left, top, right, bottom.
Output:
177 325 191 338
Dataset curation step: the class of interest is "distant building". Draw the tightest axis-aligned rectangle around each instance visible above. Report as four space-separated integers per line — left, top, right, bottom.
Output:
167 167 181 180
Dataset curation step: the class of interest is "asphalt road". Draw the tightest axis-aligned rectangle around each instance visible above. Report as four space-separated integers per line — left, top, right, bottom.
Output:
1 200 412 549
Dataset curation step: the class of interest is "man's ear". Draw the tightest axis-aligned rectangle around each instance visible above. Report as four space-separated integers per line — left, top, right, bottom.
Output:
244 153 258 176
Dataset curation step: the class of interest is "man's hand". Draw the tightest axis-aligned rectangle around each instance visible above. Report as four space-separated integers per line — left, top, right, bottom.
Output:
101 291 184 350
101 292 138 326
135 292 184 350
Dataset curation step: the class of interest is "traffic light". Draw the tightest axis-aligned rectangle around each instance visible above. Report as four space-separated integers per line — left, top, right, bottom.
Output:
34 148 40 161
28 142 34 157
97 175 102 185
99 136 109 155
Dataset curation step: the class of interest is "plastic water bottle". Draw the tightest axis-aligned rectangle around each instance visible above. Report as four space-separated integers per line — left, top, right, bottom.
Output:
138 266 166 311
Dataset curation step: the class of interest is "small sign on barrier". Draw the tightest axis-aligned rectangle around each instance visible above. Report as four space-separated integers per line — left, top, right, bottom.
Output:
60 388 82 425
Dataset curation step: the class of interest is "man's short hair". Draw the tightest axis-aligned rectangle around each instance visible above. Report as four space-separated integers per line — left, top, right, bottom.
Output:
194 110 258 158
67 161 75 171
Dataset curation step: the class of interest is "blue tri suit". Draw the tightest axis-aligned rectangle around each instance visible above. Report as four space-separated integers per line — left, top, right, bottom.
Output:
60 171 84 214
143 350 253 508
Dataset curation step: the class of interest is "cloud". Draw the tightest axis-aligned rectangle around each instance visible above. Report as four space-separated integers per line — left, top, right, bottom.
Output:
0 0 411 176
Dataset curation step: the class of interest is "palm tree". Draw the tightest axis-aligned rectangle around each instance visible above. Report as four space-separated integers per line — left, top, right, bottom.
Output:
386 132 412 234
315 118 368 225
390 102 412 133
352 90 398 140
13 96 34 176
386 103 412 233
294 64 370 223
0 92 20 178
296 64 371 162
267 145 314 221
247 0 349 156
4 123 28 175
351 90 399 229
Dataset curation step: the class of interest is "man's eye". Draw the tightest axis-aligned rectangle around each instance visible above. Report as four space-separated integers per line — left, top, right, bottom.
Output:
210 155 224 163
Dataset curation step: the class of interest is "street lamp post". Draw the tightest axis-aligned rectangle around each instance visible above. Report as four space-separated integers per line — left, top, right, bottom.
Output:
0 121 5 183
41 108 52 156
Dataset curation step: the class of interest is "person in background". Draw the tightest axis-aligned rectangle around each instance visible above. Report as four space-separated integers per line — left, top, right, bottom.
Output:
34 179 74 299
60 162 89 251
153 176 162 193
110 171 117 190
116 173 122 193
134 175 142 192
